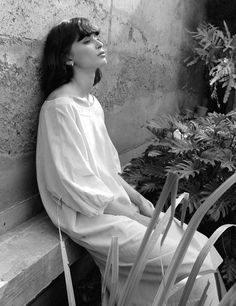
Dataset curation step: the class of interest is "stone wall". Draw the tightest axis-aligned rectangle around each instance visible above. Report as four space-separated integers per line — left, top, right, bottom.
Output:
0 0 206 215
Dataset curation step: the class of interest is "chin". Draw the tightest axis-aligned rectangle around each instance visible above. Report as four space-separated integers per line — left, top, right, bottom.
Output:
98 58 107 66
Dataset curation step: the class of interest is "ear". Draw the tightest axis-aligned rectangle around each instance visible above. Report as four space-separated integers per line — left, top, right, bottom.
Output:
66 59 74 66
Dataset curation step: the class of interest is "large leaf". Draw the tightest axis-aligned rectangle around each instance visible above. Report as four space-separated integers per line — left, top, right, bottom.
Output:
166 160 203 180
152 172 236 306
178 224 235 306
102 238 113 303
101 237 119 306
117 173 178 306
108 237 119 306
197 281 210 306
57 217 76 306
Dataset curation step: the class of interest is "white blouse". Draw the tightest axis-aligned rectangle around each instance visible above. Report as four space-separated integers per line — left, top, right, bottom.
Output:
36 95 133 218
36 95 222 306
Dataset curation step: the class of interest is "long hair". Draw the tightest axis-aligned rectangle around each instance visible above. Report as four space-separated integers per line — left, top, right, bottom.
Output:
41 17 102 99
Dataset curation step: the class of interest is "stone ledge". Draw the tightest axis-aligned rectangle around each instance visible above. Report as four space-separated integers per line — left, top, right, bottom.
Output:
0 212 86 306
0 142 152 236
0 194 43 235
0 142 153 305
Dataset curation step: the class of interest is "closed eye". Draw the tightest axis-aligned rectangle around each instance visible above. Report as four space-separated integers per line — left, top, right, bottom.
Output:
80 36 91 43
82 34 101 44
82 39 90 44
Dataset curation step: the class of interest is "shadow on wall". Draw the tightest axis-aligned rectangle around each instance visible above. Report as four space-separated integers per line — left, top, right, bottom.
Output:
96 0 206 152
175 0 207 113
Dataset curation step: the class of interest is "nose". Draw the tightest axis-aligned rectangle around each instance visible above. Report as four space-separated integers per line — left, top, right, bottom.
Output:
95 37 103 49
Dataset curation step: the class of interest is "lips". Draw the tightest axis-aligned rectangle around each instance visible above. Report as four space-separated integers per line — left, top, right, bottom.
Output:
98 50 106 56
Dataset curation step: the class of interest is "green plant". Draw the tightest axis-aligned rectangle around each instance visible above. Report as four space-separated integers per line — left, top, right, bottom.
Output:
121 111 236 288
186 21 236 104
60 164 236 305
102 172 236 305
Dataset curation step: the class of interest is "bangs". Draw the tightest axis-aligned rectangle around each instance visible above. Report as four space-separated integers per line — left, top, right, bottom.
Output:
70 17 100 41
41 17 102 98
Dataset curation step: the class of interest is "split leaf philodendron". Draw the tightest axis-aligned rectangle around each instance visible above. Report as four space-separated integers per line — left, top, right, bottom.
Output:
122 111 236 288
100 172 236 305
59 170 236 305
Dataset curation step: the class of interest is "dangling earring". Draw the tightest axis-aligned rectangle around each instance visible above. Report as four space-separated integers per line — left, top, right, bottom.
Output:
66 60 74 67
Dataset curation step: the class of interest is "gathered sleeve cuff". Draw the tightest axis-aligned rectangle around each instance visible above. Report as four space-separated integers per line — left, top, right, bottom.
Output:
42 102 114 217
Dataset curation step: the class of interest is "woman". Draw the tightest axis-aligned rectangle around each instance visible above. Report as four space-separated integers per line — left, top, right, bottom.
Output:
36 17 222 305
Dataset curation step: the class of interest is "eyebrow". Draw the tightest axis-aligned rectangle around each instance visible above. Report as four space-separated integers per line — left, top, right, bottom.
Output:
83 33 99 39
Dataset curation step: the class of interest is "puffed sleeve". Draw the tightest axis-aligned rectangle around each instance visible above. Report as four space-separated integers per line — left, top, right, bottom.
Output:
41 102 115 217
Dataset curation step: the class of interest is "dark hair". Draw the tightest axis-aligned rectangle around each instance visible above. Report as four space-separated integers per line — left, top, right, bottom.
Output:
41 17 102 99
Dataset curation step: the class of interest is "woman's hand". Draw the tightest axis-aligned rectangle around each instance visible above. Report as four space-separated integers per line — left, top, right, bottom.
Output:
104 200 151 227
116 174 155 218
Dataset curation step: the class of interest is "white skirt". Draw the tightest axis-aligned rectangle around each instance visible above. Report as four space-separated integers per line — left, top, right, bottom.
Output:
58 208 222 306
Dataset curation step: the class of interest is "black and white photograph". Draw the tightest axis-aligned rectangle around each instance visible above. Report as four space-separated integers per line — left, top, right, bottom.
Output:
0 1 235 305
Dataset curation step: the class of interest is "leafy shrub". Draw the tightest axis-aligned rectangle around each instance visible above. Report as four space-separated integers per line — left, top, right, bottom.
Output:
186 21 236 104
121 111 236 287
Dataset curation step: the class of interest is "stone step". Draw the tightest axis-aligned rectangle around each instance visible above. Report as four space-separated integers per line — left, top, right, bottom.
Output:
0 212 85 306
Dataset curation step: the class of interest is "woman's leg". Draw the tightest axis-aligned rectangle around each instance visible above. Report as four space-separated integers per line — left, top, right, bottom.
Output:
65 213 222 305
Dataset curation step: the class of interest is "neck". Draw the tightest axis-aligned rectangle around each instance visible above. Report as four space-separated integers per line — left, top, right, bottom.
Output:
69 67 95 98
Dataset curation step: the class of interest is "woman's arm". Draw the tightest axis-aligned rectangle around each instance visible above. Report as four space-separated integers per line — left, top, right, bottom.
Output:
116 174 155 217
104 199 151 227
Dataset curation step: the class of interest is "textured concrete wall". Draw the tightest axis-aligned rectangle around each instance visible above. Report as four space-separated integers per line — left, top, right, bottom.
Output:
101 0 206 152
0 0 206 212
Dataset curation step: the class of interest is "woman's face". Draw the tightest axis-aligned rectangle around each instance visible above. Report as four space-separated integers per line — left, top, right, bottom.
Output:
68 33 107 70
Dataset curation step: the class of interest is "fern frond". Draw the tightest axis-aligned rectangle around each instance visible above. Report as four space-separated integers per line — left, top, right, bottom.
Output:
201 180 221 195
139 182 159 194
177 179 203 214
200 180 236 220
223 20 231 42
194 131 214 145
186 195 202 214
211 83 219 102
167 138 196 155
194 155 216 166
146 120 166 138
166 160 203 180
146 114 180 136
207 111 228 124
122 168 144 180
220 160 236 171
186 57 199 67
221 257 236 284
200 148 236 170
223 77 236 103
207 200 232 221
